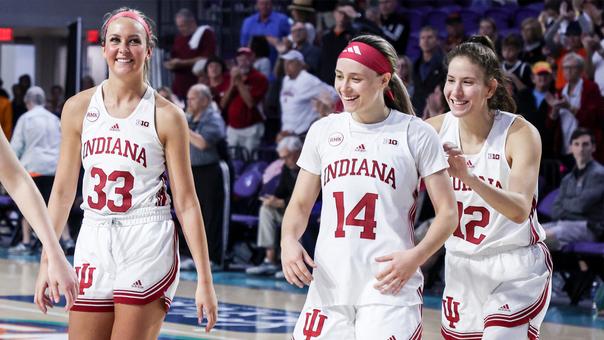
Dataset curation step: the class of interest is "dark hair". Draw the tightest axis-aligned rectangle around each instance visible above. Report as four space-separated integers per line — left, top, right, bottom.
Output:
570 127 596 144
204 55 227 75
175 8 197 22
349 34 415 115
100 7 157 83
446 35 516 113
249 35 271 58
502 33 523 49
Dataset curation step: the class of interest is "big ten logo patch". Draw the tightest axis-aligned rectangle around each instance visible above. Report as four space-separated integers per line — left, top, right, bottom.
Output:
442 296 461 329
303 309 328 339
86 108 100 122
488 153 500 160
164 298 299 333
75 263 96 295
383 138 398 146
328 132 344 146
136 119 150 127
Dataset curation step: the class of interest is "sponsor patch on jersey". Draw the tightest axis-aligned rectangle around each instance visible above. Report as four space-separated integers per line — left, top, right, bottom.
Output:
328 132 344 146
86 108 100 122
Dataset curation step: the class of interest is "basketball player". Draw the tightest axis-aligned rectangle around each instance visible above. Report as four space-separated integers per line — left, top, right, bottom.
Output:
32 8 217 339
427 36 551 339
0 126 78 309
281 34 458 339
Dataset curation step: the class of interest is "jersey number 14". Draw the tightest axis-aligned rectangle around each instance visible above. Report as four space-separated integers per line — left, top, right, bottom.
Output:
333 192 378 240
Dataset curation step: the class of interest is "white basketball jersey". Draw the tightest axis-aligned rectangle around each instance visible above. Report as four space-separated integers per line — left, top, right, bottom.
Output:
297 110 447 307
81 82 170 216
439 111 545 256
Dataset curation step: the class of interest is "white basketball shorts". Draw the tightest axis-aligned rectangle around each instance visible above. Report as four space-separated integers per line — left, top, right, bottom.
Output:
71 207 179 312
441 243 552 340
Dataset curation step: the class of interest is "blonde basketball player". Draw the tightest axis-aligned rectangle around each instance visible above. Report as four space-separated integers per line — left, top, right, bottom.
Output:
32 8 217 339
281 34 458 339
0 127 78 309
427 36 551 340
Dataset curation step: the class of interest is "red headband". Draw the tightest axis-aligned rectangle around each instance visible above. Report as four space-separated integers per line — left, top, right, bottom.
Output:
338 42 392 75
104 11 151 40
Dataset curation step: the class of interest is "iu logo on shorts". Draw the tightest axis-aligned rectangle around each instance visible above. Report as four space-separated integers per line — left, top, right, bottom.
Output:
74 263 96 295
442 296 461 328
303 309 328 340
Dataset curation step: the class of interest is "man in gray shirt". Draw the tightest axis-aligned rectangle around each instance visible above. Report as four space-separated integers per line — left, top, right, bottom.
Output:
544 128 604 250
9 86 74 254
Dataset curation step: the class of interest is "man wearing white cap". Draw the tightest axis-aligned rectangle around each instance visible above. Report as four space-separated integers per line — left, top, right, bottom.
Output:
278 50 337 141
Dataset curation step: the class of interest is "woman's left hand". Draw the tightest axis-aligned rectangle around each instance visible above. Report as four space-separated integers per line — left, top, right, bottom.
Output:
374 249 422 295
195 283 218 332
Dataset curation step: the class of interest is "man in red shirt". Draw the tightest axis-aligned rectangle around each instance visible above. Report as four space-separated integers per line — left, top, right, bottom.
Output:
164 8 216 100
221 47 269 155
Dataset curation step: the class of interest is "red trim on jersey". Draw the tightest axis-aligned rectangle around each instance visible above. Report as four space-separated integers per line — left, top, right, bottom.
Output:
409 321 422 340
483 243 552 328
113 229 178 309
528 324 540 340
529 197 539 245
71 298 115 312
407 189 418 245
440 326 483 340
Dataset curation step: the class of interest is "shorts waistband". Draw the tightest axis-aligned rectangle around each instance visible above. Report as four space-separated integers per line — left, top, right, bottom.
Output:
83 206 172 227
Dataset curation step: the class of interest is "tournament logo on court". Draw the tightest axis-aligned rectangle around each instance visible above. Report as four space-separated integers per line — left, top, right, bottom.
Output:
86 108 100 122
328 132 344 146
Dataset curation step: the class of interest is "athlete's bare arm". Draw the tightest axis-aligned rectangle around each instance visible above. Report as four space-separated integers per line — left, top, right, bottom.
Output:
156 94 217 331
374 169 457 295
446 118 542 223
31 89 94 313
280 169 321 288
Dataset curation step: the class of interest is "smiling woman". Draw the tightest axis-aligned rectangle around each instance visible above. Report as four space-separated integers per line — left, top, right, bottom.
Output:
31 7 217 340
280 34 458 339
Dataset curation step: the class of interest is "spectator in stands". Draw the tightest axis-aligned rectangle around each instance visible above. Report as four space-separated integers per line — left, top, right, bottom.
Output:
8 86 74 254
502 33 534 93
246 136 302 276
165 8 216 100
396 54 414 98
18 74 31 93
0 91 12 139
378 0 410 55
479 17 501 55
240 0 291 64
11 84 26 128
516 61 563 160
186 84 227 267
204 56 230 109
80 75 96 90
583 28 604 95
278 50 337 141
543 128 604 249
521 17 547 64
0 78 8 98
545 14 587 90
45 85 64 116
555 52 604 160
288 0 317 44
412 26 445 116
158 86 184 109
575 0 603 36
289 22 321 75
444 12 467 52
250 35 272 78
221 47 268 155
539 0 561 31
422 84 447 120
318 1 359 85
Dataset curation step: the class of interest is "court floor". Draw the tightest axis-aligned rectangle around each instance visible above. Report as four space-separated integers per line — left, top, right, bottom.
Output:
0 255 603 339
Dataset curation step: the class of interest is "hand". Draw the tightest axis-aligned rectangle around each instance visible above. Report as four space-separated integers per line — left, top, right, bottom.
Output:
33 260 55 313
443 142 472 182
560 2 575 21
45 253 79 312
164 59 179 70
374 249 422 295
195 283 218 332
281 237 316 288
